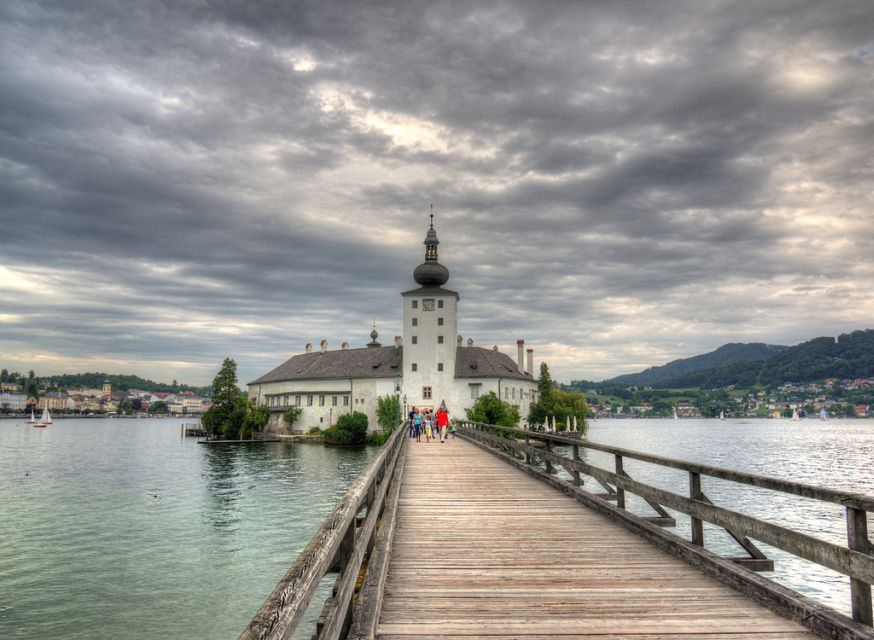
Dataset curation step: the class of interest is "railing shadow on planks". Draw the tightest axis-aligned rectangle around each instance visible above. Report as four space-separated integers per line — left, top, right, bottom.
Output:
458 420 874 639
239 423 407 640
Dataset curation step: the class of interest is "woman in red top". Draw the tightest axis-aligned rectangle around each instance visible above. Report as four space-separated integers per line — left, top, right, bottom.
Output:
436 407 449 442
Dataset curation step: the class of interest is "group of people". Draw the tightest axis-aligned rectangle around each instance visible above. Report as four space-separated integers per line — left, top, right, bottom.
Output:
408 406 455 443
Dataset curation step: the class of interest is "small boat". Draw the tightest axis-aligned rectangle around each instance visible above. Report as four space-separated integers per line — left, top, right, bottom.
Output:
719 410 725 420
672 407 679 420
791 408 800 421
27 408 36 424
34 406 51 428
819 408 829 421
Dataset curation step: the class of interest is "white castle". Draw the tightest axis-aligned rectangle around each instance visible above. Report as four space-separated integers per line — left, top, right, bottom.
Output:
248 217 538 433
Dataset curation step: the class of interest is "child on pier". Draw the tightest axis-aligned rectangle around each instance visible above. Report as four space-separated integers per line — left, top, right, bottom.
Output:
424 413 432 442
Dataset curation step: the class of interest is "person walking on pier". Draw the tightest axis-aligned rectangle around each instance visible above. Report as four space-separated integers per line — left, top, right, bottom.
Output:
424 412 433 442
408 407 416 438
414 410 422 443
437 406 449 442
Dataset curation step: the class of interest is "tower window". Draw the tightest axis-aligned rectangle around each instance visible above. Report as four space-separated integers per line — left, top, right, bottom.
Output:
422 386 432 400
437 335 443 344
438 363 443 372
412 363 417 372
438 317 443 326
412 336 418 344
412 300 418 309
438 300 444 309
412 318 418 326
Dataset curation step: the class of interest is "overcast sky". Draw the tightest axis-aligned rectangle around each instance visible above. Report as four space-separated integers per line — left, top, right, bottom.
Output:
1 1 873 386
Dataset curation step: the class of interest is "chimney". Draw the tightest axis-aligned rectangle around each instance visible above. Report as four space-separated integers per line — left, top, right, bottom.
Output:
493 345 499 351
394 336 403 348
527 348 534 376
467 337 474 347
517 339 525 373
320 339 328 353
305 343 313 353
457 335 463 346
341 341 349 350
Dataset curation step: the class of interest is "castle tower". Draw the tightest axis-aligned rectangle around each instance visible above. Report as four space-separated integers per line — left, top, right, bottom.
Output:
102 380 111 396
401 214 459 411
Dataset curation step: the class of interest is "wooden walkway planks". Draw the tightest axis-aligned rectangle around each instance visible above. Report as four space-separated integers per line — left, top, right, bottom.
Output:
377 437 814 639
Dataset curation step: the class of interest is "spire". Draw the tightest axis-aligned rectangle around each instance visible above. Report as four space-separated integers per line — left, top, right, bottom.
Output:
367 319 381 348
413 209 449 287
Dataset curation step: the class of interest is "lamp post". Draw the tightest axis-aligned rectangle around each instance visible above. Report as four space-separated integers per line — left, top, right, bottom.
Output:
394 374 402 428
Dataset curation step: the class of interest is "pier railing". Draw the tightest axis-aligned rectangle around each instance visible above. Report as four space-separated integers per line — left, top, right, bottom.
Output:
459 421 874 636
239 424 407 640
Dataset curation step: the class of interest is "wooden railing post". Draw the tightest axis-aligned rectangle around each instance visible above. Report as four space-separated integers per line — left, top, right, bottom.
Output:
572 444 581 486
524 432 532 466
545 438 554 474
614 455 625 509
847 506 873 626
690 471 704 547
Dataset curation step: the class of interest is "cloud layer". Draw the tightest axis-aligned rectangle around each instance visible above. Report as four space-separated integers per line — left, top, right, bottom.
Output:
1 1 873 384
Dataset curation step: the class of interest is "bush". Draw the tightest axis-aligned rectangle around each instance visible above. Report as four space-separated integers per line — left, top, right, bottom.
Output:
307 426 323 436
324 411 369 445
366 430 392 446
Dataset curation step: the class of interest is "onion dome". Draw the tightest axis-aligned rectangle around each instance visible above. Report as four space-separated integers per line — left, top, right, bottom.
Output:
412 213 450 287
367 321 381 348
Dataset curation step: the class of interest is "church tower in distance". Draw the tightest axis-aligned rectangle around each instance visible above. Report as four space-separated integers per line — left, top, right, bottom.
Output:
401 215 459 411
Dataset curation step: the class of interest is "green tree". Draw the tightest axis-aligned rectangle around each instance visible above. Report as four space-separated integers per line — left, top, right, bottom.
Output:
201 358 247 438
149 400 168 414
550 388 589 434
377 394 401 430
117 399 134 415
1 368 7 383
282 406 303 428
242 403 271 437
529 362 558 426
466 392 520 427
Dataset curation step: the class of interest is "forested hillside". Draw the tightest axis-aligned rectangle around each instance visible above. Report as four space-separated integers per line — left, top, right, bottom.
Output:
608 342 786 386
43 372 209 395
653 330 874 389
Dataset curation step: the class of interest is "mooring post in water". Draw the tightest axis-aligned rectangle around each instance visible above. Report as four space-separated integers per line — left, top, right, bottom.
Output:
846 505 872 626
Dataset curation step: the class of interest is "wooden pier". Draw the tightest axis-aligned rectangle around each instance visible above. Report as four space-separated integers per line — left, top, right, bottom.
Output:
239 423 874 640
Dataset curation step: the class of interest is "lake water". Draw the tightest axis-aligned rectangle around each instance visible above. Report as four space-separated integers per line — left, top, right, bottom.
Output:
0 418 374 639
1 417 872 638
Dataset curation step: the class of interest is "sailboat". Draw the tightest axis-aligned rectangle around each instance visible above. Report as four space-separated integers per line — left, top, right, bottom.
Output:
27 407 36 424
791 408 800 421
34 406 51 428
819 408 829 421
719 410 725 420
672 407 679 420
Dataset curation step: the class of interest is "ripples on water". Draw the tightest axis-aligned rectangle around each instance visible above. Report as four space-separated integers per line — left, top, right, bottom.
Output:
567 418 874 616
0 418 373 639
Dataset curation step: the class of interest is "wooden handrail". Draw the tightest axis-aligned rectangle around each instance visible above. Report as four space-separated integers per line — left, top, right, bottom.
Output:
239 425 407 640
465 422 874 511
459 421 874 630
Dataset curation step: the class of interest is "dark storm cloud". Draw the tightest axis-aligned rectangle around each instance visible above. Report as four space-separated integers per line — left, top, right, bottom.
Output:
1 0 872 383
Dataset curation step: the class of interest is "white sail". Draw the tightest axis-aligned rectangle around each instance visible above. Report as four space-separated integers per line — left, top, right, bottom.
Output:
719 410 725 420
28 408 35 423
672 407 678 420
41 406 50 424
819 408 829 420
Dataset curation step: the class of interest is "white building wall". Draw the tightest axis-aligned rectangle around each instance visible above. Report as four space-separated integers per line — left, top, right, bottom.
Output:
401 293 458 413
255 376 399 434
